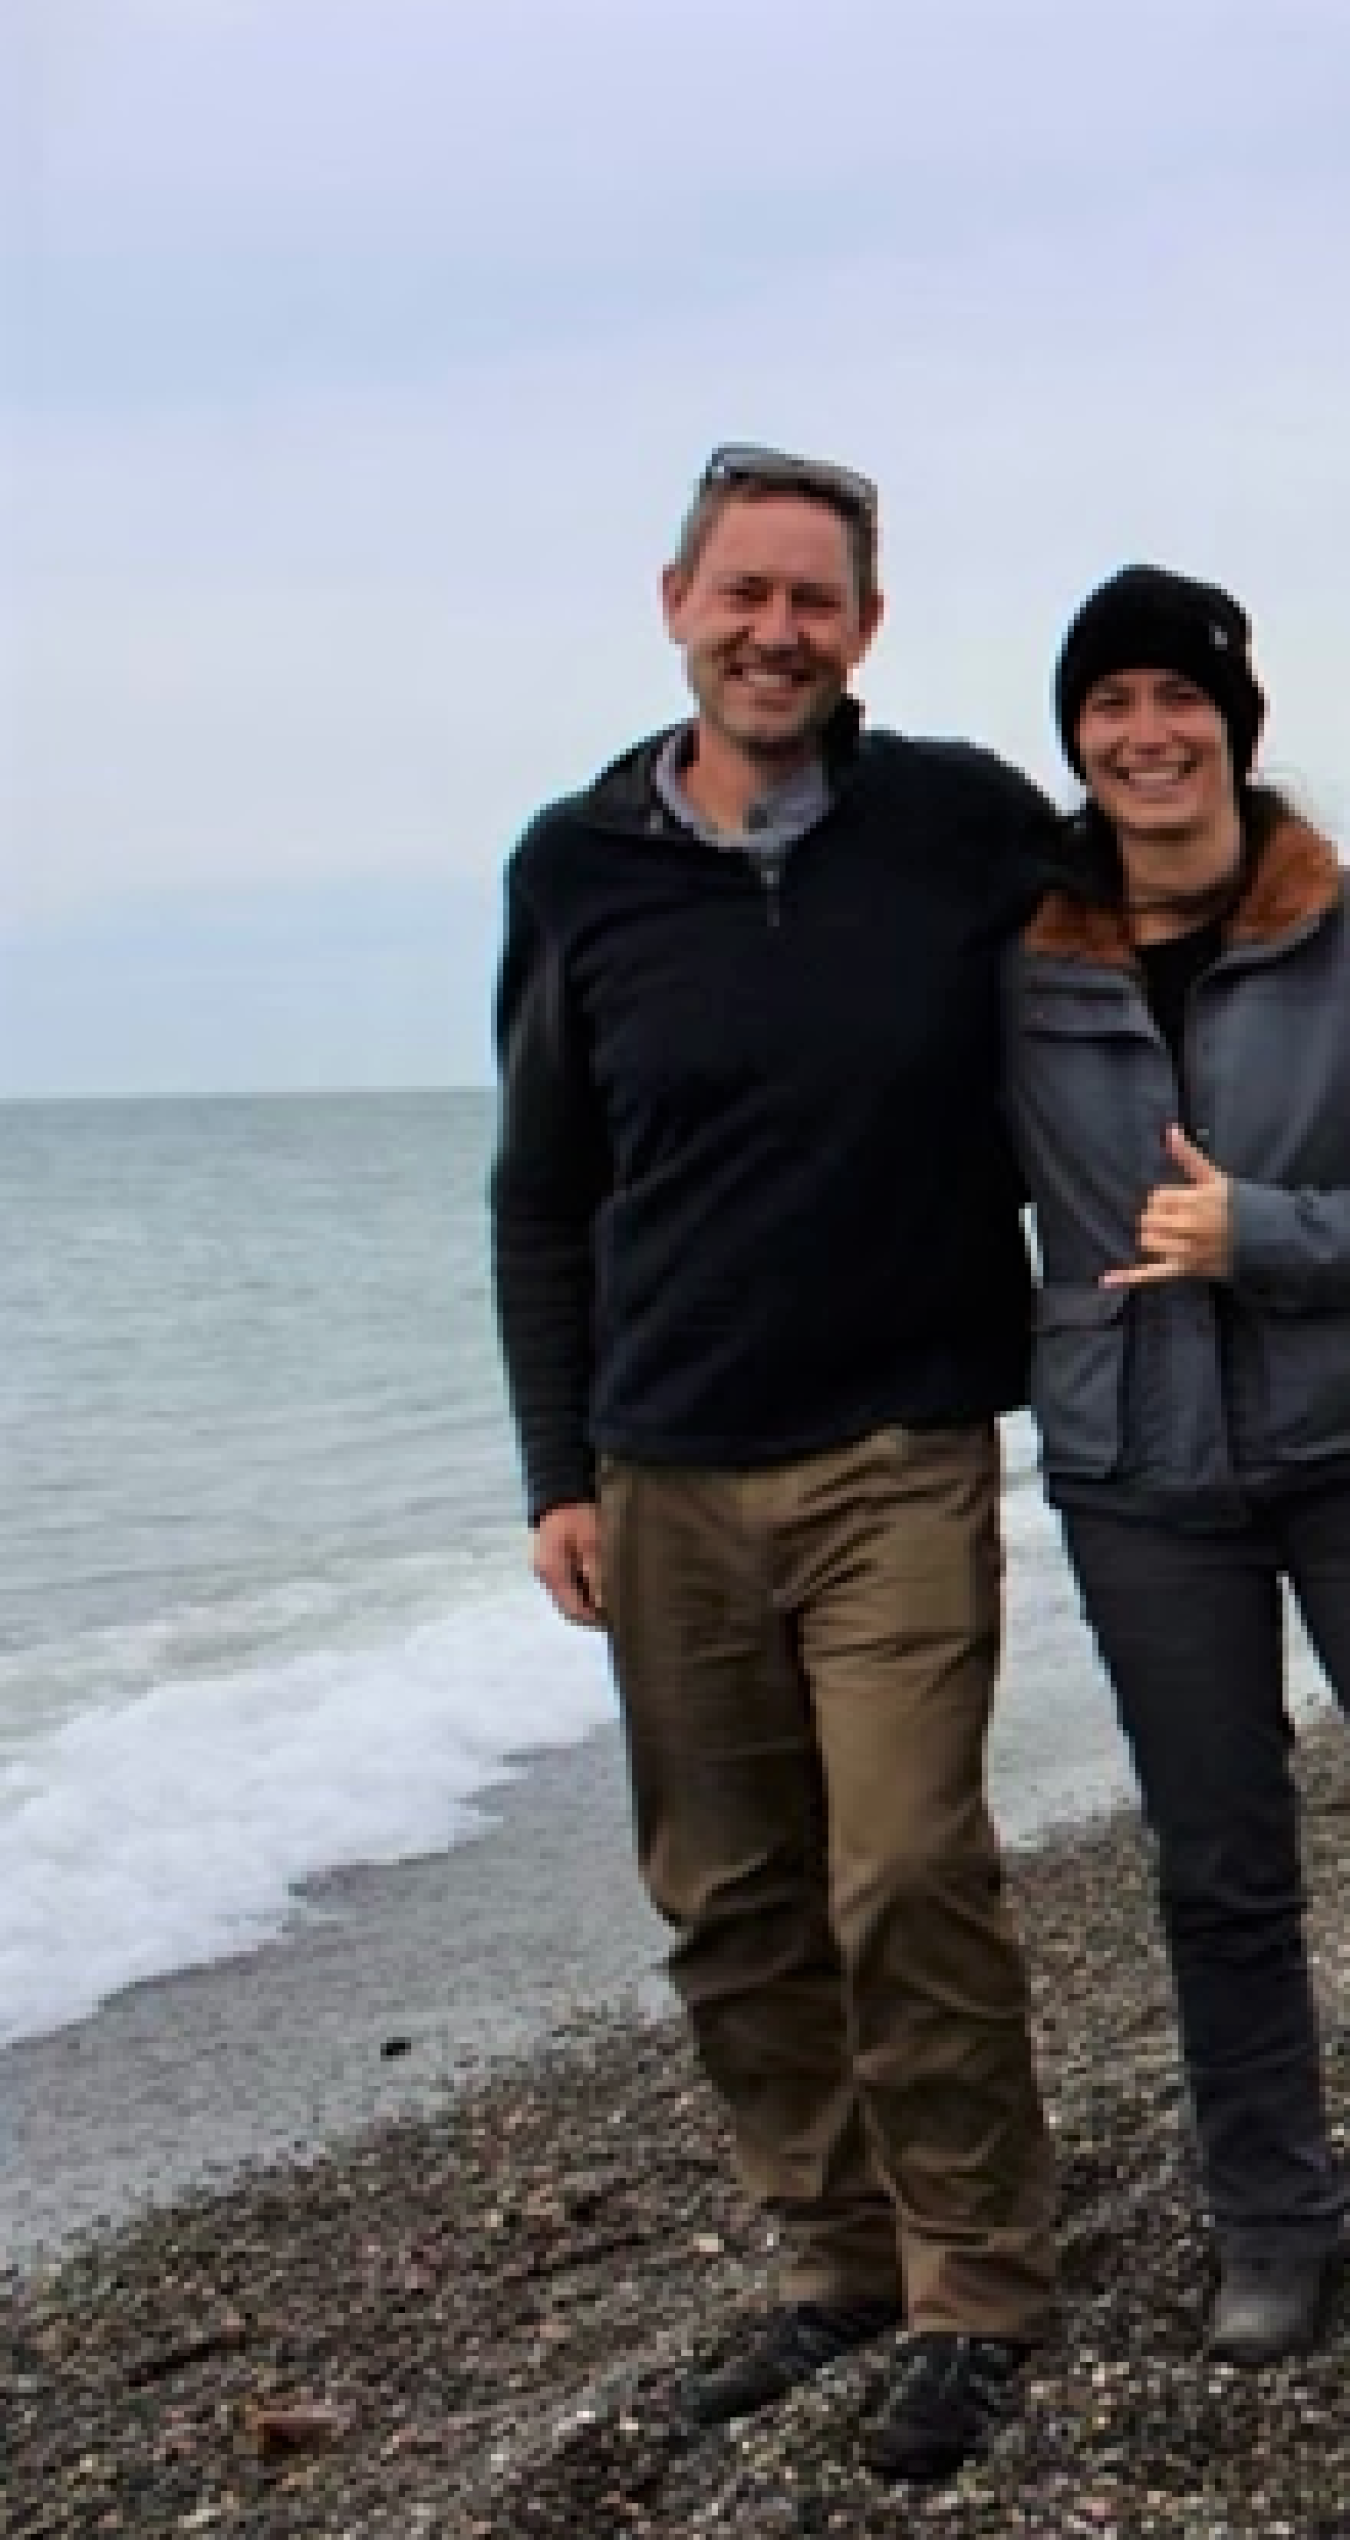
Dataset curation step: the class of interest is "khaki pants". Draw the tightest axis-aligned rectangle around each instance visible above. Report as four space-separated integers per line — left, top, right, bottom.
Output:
598 1424 1055 2336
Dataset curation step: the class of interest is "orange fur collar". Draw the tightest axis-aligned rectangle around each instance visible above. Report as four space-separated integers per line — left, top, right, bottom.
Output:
1024 820 1343 969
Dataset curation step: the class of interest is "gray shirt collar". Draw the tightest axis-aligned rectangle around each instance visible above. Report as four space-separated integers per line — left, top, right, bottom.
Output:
653 724 832 859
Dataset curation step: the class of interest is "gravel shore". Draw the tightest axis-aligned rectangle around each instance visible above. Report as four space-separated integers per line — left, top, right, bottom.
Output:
6 1724 1349 2539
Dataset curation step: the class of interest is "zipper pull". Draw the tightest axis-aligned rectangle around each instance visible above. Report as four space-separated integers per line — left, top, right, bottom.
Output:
759 852 784 928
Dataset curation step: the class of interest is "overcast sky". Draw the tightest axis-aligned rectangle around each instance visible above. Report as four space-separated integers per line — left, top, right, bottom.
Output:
2 0 1348 1095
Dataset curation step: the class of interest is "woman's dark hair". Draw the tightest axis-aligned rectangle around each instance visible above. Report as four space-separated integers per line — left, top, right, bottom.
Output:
1058 782 1297 909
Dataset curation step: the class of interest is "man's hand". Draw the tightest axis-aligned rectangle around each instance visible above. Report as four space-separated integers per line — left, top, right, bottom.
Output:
532 1501 605 1627
1102 1124 1232 1289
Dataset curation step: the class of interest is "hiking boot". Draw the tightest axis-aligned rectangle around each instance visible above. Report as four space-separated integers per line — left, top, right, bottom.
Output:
1208 2239 1338 2367
677 2298 903 2427
863 2332 1027 2483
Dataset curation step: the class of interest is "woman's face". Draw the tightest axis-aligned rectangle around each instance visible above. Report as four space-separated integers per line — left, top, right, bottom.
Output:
1076 667 1236 840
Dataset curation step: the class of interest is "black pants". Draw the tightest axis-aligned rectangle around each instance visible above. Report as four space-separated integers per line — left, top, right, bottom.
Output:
1062 1481 1350 2251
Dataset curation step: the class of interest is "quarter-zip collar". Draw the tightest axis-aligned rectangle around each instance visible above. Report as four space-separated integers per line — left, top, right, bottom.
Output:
576 696 865 839
653 725 831 857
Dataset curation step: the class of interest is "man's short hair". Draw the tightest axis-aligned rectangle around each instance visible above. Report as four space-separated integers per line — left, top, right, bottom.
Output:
672 448 879 613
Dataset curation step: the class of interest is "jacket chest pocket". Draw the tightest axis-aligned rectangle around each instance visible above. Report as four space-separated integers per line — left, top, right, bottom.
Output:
1030 1283 1130 1481
1010 980 1177 1253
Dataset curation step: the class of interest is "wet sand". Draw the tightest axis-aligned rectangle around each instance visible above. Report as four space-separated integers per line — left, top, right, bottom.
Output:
1 1729 669 2268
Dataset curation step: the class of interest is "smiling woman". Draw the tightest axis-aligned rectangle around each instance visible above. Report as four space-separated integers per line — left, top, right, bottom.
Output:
1074 669 1238 909
1053 565 1268 939
1004 561 1350 2370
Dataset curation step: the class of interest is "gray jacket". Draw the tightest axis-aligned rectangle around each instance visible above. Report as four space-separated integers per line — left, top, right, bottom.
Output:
1004 820 1350 1518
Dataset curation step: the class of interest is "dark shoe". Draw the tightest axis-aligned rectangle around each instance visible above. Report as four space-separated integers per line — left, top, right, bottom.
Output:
678 2298 903 2427
864 2333 1027 2483
1208 2241 1337 2367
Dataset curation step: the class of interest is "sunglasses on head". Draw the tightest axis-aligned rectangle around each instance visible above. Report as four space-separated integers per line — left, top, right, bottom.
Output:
698 443 878 529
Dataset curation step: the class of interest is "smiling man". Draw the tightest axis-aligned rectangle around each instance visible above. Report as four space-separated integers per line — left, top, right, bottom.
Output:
489 446 1058 2483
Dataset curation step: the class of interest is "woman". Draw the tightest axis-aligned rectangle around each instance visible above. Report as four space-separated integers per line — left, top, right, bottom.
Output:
1006 564 1349 2365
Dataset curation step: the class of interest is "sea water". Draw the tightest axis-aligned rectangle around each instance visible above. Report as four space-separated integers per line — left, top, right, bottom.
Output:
0 1092 1324 2048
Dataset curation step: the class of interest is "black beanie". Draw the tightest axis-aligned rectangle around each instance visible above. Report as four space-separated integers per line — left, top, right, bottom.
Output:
1054 564 1266 781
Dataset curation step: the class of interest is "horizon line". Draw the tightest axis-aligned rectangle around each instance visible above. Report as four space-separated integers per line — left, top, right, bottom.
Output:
0 1081 494 1107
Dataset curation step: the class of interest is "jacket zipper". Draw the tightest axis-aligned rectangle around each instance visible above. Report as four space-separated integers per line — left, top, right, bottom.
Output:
1178 960 1223 1149
751 849 786 928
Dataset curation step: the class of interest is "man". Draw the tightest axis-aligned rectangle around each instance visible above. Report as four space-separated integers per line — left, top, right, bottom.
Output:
489 445 1056 2484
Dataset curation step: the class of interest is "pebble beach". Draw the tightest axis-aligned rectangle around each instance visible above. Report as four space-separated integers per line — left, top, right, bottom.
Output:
6 1721 1349 2540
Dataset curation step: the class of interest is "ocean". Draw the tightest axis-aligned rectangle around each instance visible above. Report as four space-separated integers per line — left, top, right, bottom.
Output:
0 1091 1327 2053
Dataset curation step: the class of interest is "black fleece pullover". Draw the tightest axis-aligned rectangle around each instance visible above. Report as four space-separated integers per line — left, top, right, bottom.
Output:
490 709 1052 1521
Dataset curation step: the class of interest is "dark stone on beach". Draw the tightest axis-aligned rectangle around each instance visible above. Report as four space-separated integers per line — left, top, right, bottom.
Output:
247 2398 350 2458
4 1723 1349 2537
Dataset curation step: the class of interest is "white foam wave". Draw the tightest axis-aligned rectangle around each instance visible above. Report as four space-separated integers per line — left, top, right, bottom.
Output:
0 1589 616 2047
3 1481 1332 2054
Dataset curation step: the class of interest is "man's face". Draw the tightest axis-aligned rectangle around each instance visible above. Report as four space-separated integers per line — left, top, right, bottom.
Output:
662 492 882 763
